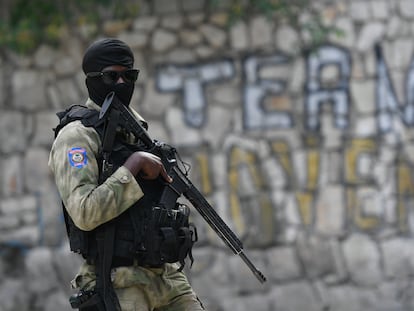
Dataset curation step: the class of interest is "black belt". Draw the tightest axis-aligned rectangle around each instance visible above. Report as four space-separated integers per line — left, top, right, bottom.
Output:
87 257 164 269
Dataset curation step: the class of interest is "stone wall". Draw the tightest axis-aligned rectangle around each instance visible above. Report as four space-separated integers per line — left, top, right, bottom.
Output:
1 0 414 310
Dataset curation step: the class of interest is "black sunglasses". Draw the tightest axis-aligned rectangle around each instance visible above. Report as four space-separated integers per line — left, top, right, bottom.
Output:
86 69 140 85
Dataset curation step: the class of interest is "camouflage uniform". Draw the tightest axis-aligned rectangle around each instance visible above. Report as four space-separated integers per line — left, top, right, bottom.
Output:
48 99 205 311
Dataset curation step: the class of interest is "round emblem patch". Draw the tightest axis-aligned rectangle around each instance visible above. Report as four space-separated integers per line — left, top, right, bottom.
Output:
68 147 88 168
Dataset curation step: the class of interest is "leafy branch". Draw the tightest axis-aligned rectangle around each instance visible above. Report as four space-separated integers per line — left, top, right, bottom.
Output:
0 0 340 54
0 0 139 54
217 0 343 50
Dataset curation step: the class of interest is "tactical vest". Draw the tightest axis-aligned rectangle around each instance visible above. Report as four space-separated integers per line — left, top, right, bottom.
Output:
54 105 196 270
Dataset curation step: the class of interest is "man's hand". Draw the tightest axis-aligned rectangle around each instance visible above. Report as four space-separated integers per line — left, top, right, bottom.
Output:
123 151 173 183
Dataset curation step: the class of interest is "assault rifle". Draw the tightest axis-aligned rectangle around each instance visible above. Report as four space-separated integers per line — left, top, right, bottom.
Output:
101 92 267 284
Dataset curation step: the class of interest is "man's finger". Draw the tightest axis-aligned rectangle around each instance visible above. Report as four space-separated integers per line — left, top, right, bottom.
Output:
160 166 173 183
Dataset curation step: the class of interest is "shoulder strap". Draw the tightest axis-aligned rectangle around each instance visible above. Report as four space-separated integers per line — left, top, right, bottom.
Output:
53 105 101 138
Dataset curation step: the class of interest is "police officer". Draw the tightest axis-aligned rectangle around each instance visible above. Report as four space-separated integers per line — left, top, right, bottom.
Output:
48 38 205 311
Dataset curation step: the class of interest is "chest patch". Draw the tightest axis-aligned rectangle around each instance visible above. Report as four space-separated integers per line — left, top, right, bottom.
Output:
68 147 88 168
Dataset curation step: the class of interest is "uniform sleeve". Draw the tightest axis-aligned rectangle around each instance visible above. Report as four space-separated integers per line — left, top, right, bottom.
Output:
48 121 144 231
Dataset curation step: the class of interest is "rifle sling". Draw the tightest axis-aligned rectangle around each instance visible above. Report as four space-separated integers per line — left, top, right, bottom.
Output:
95 108 122 311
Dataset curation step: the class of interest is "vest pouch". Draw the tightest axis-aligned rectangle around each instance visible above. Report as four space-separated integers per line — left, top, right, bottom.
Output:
68 225 87 255
159 227 179 263
66 214 91 259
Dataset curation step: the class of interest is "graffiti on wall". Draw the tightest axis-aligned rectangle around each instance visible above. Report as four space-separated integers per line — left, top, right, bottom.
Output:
156 44 414 241
242 53 293 130
5 42 414 251
305 45 351 131
157 59 235 127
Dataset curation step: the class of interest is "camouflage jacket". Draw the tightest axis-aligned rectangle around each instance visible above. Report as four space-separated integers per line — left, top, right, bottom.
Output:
48 99 144 231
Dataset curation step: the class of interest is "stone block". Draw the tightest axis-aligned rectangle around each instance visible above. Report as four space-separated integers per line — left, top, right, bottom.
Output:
210 0 233 9
153 0 180 15
24 148 52 193
266 246 302 281
151 29 178 52
53 54 77 77
221 294 271 311
25 248 58 293
44 291 71 311
269 282 323 311
400 0 414 18
166 48 196 63
329 17 355 49
230 21 249 51
288 59 305 94
320 114 343 149
250 16 273 48
34 45 57 69
53 244 83 294
354 116 376 136
276 25 300 54
166 107 201 145
227 251 267 293
351 80 375 114
118 32 148 49
179 29 203 47
0 66 3 107
327 285 404 311
200 24 227 48
212 85 240 106
102 20 131 37
161 15 183 30
0 279 28 311
21 210 38 225
133 16 158 31
387 39 414 70
371 0 389 20
381 238 414 279
182 0 205 11
186 13 205 26
144 118 169 143
1 155 24 196
0 215 19 230
201 106 233 149
349 1 371 21
357 22 385 53
342 234 382 286
54 78 83 108
33 112 59 147
187 248 233 308
209 12 228 27
262 155 287 189
0 226 40 246
296 233 337 278
47 84 61 110
315 186 345 235
0 195 37 215
141 79 175 117
386 16 403 39
12 70 48 110
358 187 385 218
0 111 26 154
195 45 215 59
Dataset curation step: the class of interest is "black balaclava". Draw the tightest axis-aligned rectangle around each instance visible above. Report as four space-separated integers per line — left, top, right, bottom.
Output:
82 38 135 106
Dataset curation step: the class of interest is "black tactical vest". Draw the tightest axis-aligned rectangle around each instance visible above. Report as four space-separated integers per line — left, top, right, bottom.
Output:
54 105 196 269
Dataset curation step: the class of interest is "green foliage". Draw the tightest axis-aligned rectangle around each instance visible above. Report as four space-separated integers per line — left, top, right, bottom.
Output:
216 0 342 50
0 0 340 54
0 0 140 54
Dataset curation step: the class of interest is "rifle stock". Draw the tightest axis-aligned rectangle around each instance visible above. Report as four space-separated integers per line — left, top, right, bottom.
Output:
106 92 267 284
